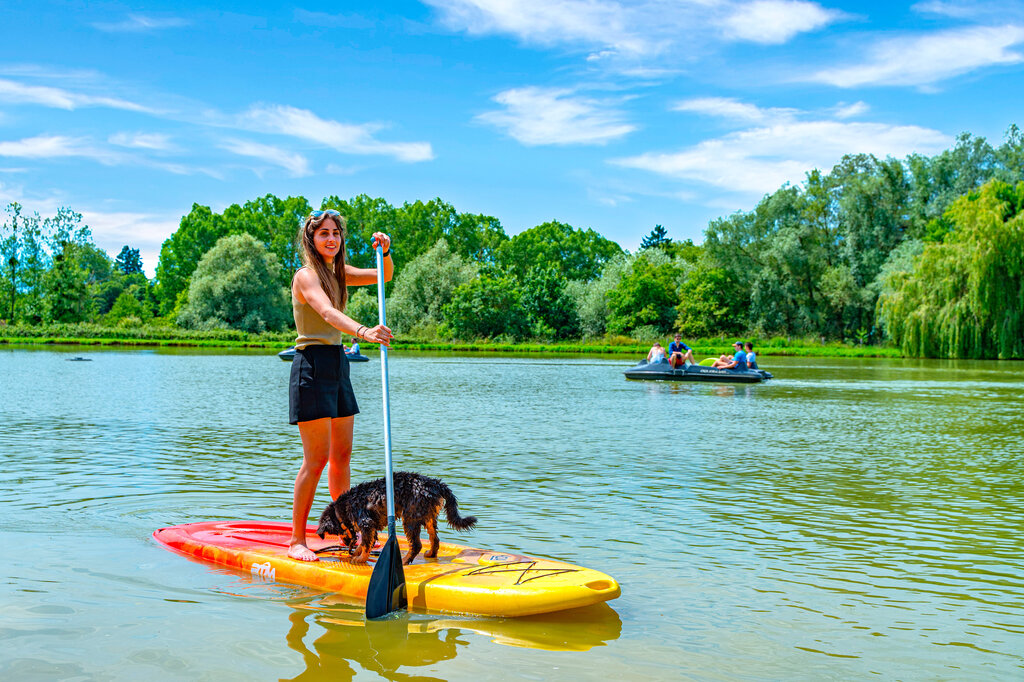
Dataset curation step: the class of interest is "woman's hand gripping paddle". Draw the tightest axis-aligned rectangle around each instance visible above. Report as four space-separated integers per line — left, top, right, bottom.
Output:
366 243 407 619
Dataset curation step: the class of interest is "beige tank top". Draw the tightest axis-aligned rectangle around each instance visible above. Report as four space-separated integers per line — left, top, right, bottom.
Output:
292 273 342 347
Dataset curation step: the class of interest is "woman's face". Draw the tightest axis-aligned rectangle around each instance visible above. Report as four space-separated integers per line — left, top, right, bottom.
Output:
312 218 343 262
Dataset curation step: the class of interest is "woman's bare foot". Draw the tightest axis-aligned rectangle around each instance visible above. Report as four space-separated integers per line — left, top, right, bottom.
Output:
288 543 318 562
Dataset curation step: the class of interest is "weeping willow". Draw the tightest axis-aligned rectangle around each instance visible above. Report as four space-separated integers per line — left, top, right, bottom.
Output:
879 180 1024 359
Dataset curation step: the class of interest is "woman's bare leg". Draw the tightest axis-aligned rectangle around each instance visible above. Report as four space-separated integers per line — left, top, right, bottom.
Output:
289 417 331 561
327 416 354 500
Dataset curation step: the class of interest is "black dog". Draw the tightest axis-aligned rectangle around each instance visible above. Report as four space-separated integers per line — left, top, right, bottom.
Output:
316 471 477 565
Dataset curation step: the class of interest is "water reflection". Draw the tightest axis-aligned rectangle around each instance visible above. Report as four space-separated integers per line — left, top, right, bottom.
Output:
281 595 622 680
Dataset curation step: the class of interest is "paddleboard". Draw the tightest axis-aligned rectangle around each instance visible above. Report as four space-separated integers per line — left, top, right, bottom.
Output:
153 521 620 617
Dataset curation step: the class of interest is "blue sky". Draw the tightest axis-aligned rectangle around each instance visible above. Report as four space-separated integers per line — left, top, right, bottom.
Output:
2 1 1023 275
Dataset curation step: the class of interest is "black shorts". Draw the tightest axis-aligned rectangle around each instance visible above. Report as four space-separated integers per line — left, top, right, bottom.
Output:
289 345 360 425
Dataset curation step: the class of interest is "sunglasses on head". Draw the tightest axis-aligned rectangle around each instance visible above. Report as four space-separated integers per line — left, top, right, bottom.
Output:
310 209 341 219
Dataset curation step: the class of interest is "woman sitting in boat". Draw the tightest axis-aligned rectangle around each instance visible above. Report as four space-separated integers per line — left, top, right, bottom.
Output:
668 334 696 368
647 342 668 363
712 341 747 369
349 338 360 355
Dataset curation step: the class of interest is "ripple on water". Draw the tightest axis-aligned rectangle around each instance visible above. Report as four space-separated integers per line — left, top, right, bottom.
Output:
1 350 1023 679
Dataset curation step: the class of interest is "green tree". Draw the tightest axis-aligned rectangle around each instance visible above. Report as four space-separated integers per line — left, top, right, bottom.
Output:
878 180 1024 358
387 239 478 335
154 195 310 315
566 254 629 338
521 266 579 339
114 246 143 275
43 241 90 323
640 224 671 250
442 272 528 340
343 288 379 335
675 264 746 337
705 184 826 335
496 220 622 281
605 256 682 335
392 198 506 266
0 203 24 321
155 204 230 315
177 233 290 332
106 289 152 325
907 133 998 236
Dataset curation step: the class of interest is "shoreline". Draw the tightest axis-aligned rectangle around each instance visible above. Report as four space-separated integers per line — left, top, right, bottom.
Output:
0 335 903 358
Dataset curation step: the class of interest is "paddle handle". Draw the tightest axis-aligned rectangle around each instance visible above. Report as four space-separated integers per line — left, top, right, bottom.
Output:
375 245 396 528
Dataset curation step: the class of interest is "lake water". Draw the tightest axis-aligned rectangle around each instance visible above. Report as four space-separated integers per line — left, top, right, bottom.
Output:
2 347 1023 680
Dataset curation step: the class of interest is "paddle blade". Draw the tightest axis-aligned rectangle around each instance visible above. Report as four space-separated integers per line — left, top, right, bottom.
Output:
366 533 407 619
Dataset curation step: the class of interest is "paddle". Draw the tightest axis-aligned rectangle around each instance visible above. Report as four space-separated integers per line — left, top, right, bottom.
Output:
366 243 407 620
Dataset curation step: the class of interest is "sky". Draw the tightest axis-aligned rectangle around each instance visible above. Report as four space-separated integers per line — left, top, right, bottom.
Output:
2 1 1023 276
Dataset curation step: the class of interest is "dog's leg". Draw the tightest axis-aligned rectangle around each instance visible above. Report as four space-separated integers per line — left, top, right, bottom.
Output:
402 521 422 565
425 516 440 559
349 522 375 564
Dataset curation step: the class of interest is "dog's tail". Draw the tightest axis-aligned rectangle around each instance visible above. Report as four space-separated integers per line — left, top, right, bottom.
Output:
441 486 477 532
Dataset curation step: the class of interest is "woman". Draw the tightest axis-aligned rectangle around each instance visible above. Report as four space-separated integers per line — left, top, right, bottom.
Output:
646 342 667 363
288 209 393 562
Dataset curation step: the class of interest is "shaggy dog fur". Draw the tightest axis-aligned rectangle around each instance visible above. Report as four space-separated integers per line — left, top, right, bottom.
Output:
316 471 477 565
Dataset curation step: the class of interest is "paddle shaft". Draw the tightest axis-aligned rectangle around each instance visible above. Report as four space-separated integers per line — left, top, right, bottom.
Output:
375 245 396 533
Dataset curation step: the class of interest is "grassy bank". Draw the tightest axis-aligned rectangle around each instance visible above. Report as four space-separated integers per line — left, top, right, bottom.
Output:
0 323 903 357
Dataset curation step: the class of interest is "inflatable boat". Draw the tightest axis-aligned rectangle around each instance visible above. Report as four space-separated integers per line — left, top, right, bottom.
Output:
278 347 370 362
624 359 772 383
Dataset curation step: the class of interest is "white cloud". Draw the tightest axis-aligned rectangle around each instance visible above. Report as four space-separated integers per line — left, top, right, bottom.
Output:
910 1 1024 20
91 15 189 32
477 87 636 145
219 139 312 177
423 0 652 55
612 109 949 196
0 184 173 277
0 78 152 112
240 104 433 162
79 210 180 277
720 0 844 44
672 97 798 124
0 134 218 178
810 25 1024 87
108 132 175 151
832 101 869 119
424 0 839 66
0 135 119 163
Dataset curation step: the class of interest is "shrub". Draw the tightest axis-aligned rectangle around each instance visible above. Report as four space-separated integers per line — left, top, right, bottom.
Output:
177 233 290 333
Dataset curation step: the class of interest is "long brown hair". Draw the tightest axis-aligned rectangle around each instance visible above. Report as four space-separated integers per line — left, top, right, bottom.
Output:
298 211 348 311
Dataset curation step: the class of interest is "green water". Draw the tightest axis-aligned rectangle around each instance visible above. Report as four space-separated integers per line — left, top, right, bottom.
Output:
1 348 1023 680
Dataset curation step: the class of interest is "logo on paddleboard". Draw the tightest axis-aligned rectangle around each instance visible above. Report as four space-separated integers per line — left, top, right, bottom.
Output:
486 554 512 562
251 561 275 581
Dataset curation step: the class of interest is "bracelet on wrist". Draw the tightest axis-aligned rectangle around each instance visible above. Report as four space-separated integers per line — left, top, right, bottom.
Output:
356 325 367 339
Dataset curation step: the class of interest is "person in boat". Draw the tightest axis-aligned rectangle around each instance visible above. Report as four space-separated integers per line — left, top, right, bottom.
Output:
668 334 696 368
287 208 394 562
647 342 668 363
744 341 758 369
712 341 748 369
349 338 360 355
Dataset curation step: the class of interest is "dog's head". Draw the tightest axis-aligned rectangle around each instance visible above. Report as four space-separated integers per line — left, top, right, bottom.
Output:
316 503 342 539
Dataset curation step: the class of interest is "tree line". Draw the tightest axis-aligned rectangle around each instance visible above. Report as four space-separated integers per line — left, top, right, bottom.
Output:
2 126 1022 357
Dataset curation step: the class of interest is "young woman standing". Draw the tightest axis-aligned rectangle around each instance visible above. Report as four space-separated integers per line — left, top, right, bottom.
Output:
288 209 393 562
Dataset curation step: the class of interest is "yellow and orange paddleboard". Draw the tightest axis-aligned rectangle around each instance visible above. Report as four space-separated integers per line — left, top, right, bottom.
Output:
153 521 620 617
